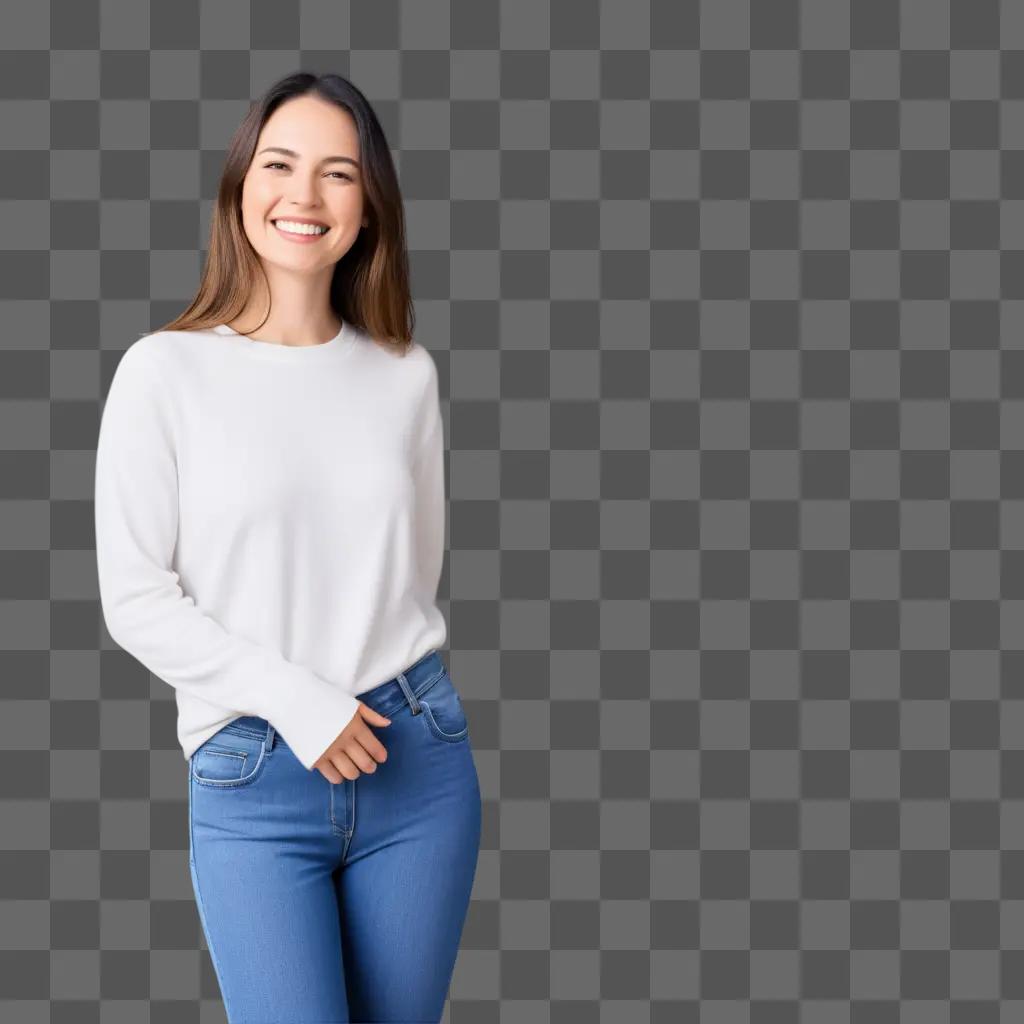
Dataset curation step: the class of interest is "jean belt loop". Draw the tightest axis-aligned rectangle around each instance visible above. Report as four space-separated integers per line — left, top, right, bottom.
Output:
395 671 422 715
265 721 276 750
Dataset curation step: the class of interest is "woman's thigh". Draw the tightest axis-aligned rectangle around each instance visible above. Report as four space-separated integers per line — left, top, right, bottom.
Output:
188 722 351 1023
336 671 483 1024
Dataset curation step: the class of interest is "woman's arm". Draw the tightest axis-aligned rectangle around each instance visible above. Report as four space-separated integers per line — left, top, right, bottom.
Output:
93 341 360 770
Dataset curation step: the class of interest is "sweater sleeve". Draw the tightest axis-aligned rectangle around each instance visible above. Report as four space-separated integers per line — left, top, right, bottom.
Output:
93 341 361 771
412 349 446 605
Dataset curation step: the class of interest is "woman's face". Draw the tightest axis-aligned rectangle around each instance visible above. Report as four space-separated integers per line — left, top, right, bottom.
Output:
240 94 366 273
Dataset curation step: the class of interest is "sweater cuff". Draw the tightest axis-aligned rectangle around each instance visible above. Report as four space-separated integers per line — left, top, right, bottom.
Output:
263 669 362 771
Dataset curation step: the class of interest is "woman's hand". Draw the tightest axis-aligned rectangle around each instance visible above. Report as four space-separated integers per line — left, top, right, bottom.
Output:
313 702 392 783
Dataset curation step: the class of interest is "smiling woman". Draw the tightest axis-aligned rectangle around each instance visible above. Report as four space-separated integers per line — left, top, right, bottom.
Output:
229 100 369 311
153 72 415 354
94 70 480 1022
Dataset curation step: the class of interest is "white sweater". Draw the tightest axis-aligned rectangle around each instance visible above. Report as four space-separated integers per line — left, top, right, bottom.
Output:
94 320 447 770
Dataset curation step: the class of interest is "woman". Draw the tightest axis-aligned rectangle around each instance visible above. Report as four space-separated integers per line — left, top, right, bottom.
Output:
93 71 482 1023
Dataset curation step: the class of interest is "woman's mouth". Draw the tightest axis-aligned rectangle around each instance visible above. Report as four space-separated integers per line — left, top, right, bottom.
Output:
271 219 330 243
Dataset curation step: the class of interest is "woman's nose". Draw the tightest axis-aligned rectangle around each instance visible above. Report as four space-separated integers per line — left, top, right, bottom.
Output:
285 178 320 205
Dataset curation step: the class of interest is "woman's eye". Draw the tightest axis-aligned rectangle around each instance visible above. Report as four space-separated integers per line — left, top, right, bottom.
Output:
263 162 351 181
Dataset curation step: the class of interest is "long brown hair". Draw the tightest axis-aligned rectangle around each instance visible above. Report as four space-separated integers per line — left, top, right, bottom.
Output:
155 71 414 355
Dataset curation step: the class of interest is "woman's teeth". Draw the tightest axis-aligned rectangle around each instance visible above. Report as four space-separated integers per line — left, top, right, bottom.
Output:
273 220 329 236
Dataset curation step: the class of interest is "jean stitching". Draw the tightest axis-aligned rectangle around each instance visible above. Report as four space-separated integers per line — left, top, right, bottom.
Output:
189 776 232 1008
343 778 356 859
419 699 469 743
399 668 446 715
329 777 351 836
192 741 268 787
220 726 265 740
348 778 355 837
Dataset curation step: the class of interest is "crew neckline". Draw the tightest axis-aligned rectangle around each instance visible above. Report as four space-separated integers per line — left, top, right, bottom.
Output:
210 320 357 362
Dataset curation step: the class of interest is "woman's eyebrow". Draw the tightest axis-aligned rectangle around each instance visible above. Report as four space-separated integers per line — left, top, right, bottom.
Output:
257 146 360 168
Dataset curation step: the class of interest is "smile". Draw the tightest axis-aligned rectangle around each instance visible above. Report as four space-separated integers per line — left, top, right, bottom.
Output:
271 219 330 240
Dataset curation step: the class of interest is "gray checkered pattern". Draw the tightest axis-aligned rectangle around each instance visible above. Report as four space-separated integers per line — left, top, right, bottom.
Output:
2 0 1022 1021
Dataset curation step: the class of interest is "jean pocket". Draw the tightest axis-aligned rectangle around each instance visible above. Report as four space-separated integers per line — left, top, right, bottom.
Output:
418 673 469 743
191 728 269 788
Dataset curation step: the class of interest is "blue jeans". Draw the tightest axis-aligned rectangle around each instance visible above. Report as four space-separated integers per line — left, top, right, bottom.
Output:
187 649 482 1023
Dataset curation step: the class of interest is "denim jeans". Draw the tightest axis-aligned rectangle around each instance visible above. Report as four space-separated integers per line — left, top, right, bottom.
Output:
187 649 482 1023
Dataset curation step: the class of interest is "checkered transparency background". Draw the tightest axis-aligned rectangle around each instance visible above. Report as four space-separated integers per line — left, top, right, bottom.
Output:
4 0 1024 1021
